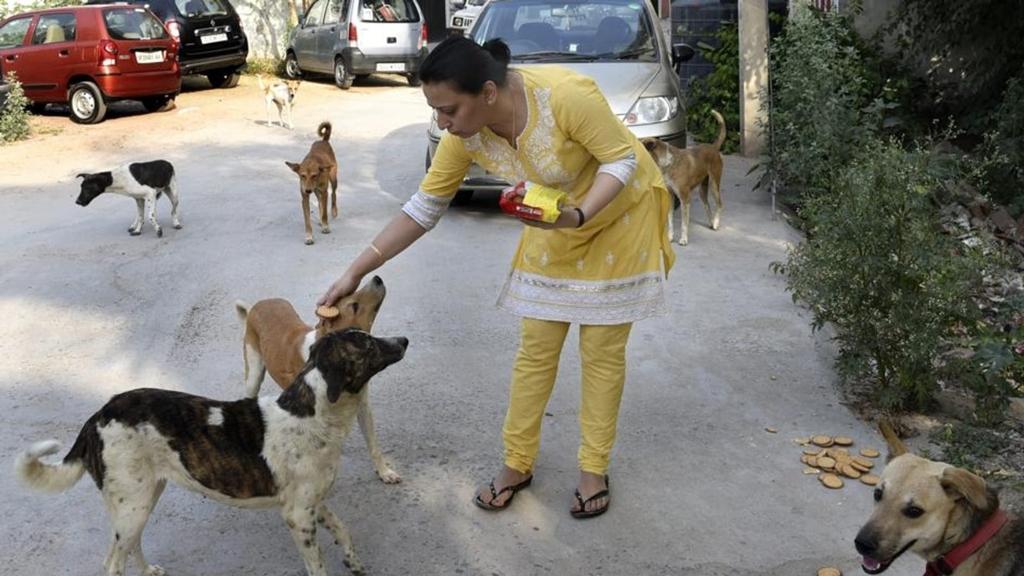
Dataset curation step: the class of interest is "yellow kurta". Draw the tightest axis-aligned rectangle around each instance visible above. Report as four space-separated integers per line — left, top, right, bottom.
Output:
420 66 675 325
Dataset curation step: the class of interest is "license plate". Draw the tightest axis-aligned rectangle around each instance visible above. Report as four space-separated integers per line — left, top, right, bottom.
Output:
200 33 228 44
135 50 165 64
376 62 405 72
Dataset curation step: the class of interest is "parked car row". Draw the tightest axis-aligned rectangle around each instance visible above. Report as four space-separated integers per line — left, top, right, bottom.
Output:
0 0 248 124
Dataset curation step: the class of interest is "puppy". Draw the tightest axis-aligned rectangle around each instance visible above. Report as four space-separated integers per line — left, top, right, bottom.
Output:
854 420 1024 575
75 160 182 237
14 329 408 576
286 121 339 245
235 275 400 483
641 109 725 246
258 74 300 129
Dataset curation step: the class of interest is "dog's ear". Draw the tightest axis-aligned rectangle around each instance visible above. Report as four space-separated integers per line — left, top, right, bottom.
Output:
75 172 90 179
941 466 998 514
642 139 658 152
308 331 359 403
879 418 909 461
285 161 301 173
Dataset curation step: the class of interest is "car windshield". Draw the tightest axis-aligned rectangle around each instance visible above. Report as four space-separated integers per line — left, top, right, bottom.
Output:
471 0 657 62
103 7 168 40
467 0 487 7
175 0 229 17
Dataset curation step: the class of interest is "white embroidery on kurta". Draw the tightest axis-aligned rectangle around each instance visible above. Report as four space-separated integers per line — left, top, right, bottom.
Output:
576 258 585 271
605 251 615 266
622 212 631 226
540 251 549 267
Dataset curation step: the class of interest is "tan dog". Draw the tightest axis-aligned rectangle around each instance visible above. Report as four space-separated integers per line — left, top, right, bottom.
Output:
641 110 725 246
286 121 339 245
235 275 400 483
854 420 1023 575
257 74 301 129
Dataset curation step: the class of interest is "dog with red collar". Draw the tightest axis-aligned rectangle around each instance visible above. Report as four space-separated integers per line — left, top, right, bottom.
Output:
854 420 1023 575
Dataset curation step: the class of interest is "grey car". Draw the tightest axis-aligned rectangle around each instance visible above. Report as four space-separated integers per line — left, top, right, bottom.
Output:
426 0 694 201
286 0 428 89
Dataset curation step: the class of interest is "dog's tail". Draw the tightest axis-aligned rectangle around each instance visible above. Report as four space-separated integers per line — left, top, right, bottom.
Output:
14 439 86 493
235 300 250 324
318 121 332 142
879 418 909 460
257 74 266 92
710 109 726 151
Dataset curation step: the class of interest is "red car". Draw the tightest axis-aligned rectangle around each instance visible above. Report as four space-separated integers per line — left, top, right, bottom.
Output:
0 4 180 124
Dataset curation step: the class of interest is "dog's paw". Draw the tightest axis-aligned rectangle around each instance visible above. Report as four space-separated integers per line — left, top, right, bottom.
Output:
376 467 402 484
343 554 365 575
143 565 166 576
305 237 315 246
677 238 688 246
128 228 142 236
173 222 183 230
321 227 331 235
156 228 163 238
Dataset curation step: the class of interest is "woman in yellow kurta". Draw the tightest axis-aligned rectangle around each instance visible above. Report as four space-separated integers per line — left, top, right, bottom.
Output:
319 36 674 518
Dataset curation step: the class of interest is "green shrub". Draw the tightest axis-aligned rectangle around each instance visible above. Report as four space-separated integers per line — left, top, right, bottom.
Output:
974 68 1024 217
773 139 983 411
242 57 286 78
757 4 879 209
0 73 30 144
685 23 740 154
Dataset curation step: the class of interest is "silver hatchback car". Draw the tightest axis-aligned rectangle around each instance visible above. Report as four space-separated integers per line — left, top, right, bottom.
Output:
286 0 428 89
426 0 694 201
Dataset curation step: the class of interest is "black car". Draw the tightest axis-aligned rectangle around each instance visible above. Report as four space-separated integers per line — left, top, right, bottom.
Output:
86 0 248 87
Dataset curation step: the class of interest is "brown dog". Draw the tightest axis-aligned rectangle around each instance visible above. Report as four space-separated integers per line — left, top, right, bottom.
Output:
854 420 1023 575
641 110 725 246
286 121 339 245
235 275 401 483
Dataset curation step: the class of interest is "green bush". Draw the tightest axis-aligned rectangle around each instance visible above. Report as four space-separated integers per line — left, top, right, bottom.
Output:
242 57 286 78
685 23 740 154
975 68 1024 217
757 4 880 209
0 73 30 144
773 139 983 411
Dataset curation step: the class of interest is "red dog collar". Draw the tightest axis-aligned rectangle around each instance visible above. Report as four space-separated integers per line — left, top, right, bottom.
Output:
924 509 1009 575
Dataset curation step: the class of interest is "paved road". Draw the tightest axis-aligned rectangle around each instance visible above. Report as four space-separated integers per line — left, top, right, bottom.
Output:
0 76 916 576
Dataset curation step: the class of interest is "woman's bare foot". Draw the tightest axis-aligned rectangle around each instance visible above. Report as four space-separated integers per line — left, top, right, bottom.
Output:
474 465 532 509
570 471 609 516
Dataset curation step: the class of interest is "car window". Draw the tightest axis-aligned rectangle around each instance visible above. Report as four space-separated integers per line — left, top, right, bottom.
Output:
32 13 76 45
473 0 657 61
175 0 228 17
103 8 169 40
325 0 345 23
359 0 418 23
302 0 326 25
0 16 32 49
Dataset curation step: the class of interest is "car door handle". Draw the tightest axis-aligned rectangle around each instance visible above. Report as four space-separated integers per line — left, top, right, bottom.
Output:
58 49 70 57
3 54 16 61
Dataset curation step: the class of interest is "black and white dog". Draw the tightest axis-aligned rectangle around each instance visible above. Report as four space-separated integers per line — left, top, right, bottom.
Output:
15 329 408 576
75 160 182 237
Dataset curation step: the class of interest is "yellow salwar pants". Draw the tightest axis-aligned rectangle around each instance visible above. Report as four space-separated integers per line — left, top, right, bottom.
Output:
502 317 633 475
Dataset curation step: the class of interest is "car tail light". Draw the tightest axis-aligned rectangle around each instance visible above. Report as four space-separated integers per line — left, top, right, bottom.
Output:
419 24 427 50
99 39 118 66
348 23 357 46
165 20 181 41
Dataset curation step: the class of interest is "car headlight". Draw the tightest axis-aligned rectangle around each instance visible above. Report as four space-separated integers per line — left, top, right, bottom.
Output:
452 16 463 26
623 96 679 126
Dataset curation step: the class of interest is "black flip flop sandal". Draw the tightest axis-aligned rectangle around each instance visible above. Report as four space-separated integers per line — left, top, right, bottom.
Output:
570 475 610 519
473 475 533 511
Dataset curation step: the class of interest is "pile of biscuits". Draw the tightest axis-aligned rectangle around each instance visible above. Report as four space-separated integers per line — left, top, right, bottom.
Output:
795 434 881 490
316 305 340 319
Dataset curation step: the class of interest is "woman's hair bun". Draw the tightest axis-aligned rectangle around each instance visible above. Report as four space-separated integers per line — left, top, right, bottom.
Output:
482 38 511 65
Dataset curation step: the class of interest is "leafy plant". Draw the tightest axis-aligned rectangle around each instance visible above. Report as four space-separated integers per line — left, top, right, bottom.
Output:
242 57 286 77
685 23 740 154
0 0 72 19
0 72 30 144
774 139 982 411
973 68 1024 217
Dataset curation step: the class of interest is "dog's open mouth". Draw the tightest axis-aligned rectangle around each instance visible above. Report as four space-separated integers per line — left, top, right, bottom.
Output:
861 540 915 574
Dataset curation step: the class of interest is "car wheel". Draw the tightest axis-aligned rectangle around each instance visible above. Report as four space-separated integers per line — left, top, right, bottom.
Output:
207 69 241 88
406 73 421 87
141 95 172 112
334 57 353 90
68 81 107 124
285 52 301 79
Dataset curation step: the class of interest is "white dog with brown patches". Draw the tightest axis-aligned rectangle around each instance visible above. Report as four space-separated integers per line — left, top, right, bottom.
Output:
14 329 408 576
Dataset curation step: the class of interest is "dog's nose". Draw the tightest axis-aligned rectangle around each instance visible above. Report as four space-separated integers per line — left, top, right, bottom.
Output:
854 533 878 556
371 275 383 286
396 337 409 350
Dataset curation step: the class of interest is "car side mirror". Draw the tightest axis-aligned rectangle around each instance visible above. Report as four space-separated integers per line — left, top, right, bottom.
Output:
671 43 695 66
298 14 306 26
